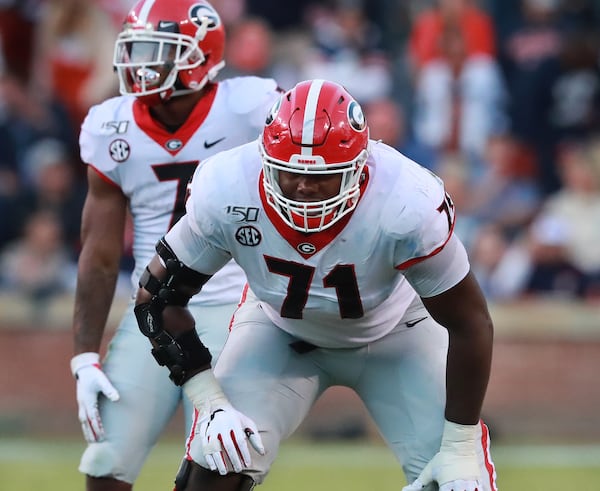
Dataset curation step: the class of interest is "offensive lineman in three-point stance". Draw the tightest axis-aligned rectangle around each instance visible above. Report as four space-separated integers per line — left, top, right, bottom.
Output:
135 79 498 491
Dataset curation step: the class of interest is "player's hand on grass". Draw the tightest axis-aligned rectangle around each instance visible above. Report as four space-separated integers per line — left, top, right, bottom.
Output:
402 420 481 491
70 352 120 443
200 403 264 475
184 370 265 475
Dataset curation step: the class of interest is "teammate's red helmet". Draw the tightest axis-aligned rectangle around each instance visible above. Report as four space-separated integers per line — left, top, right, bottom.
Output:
261 79 370 233
113 0 225 104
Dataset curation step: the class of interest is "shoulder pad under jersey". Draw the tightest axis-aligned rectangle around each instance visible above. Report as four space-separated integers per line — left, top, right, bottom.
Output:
186 141 258 237
220 76 281 115
79 96 135 173
380 153 453 259
80 96 135 139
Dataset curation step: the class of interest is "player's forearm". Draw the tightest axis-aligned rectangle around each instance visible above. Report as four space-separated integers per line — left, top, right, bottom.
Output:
135 270 199 339
444 318 493 424
73 263 120 354
421 271 494 424
135 252 212 385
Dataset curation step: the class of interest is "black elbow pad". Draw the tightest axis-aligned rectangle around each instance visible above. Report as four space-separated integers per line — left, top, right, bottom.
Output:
134 302 212 385
139 237 212 308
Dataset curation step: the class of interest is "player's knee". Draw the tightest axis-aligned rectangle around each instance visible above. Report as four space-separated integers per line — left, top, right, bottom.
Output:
175 459 255 491
401 451 435 487
79 442 136 484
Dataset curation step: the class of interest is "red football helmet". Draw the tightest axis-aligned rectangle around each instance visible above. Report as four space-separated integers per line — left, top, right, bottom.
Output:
113 0 225 104
261 79 370 233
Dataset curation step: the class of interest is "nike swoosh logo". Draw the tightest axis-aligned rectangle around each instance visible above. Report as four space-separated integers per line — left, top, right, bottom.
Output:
405 316 428 328
158 21 176 30
204 137 226 149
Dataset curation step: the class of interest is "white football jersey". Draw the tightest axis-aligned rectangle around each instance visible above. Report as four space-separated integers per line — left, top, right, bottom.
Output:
79 76 281 305
167 140 470 347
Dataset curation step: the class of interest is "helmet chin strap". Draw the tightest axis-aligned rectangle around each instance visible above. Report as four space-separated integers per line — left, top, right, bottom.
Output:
169 59 225 97
193 15 210 43
136 89 173 107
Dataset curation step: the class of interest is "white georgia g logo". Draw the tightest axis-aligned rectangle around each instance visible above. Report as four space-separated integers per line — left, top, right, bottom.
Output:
347 101 366 132
190 4 221 29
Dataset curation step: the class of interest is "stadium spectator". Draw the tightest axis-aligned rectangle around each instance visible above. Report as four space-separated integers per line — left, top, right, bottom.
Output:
222 15 305 91
0 209 75 319
30 0 119 135
407 0 496 75
221 17 275 79
534 139 600 298
363 96 438 170
496 0 566 195
469 222 531 301
0 0 42 86
18 138 86 256
362 0 413 59
468 211 590 302
462 132 542 240
0 104 21 249
433 151 478 245
521 214 588 299
300 2 393 103
546 29 600 145
96 0 138 28
244 0 317 33
0 72 77 250
0 70 76 172
209 0 246 26
412 21 508 158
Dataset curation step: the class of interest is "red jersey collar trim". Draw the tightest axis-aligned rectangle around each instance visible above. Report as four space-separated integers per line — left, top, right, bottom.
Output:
132 83 219 155
258 168 370 259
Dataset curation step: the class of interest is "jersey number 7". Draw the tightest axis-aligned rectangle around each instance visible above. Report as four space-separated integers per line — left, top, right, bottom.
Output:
152 161 199 229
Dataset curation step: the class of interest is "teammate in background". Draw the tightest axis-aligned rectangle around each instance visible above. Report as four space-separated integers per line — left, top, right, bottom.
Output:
134 79 498 491
70 1 282 490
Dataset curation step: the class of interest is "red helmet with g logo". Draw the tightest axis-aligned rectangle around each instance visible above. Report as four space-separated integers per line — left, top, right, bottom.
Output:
261 79 370 233
113 0 225 104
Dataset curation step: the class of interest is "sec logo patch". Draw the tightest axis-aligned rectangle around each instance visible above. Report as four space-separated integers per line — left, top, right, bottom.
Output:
109 139 130 162
235 226 261 246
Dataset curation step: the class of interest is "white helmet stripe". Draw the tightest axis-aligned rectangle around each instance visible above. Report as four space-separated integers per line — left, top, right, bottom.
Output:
138 0 157 24
301 79 325 156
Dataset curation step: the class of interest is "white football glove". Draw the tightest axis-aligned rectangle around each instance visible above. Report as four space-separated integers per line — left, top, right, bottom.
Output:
70 352 120 443
184 370 265 475
402 419 481 491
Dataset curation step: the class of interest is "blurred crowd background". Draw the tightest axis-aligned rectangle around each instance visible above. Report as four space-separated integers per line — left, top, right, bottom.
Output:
1 0 600 317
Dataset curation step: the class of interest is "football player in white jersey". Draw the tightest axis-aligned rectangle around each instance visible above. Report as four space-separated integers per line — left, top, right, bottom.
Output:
134 79 498 491
70 1 282 490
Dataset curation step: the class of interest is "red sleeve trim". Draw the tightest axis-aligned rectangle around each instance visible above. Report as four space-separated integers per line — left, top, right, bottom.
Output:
394 218 455 270
89 164 120 188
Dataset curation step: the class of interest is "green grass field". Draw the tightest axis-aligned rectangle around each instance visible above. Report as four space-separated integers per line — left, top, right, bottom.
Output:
1 438 599 490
